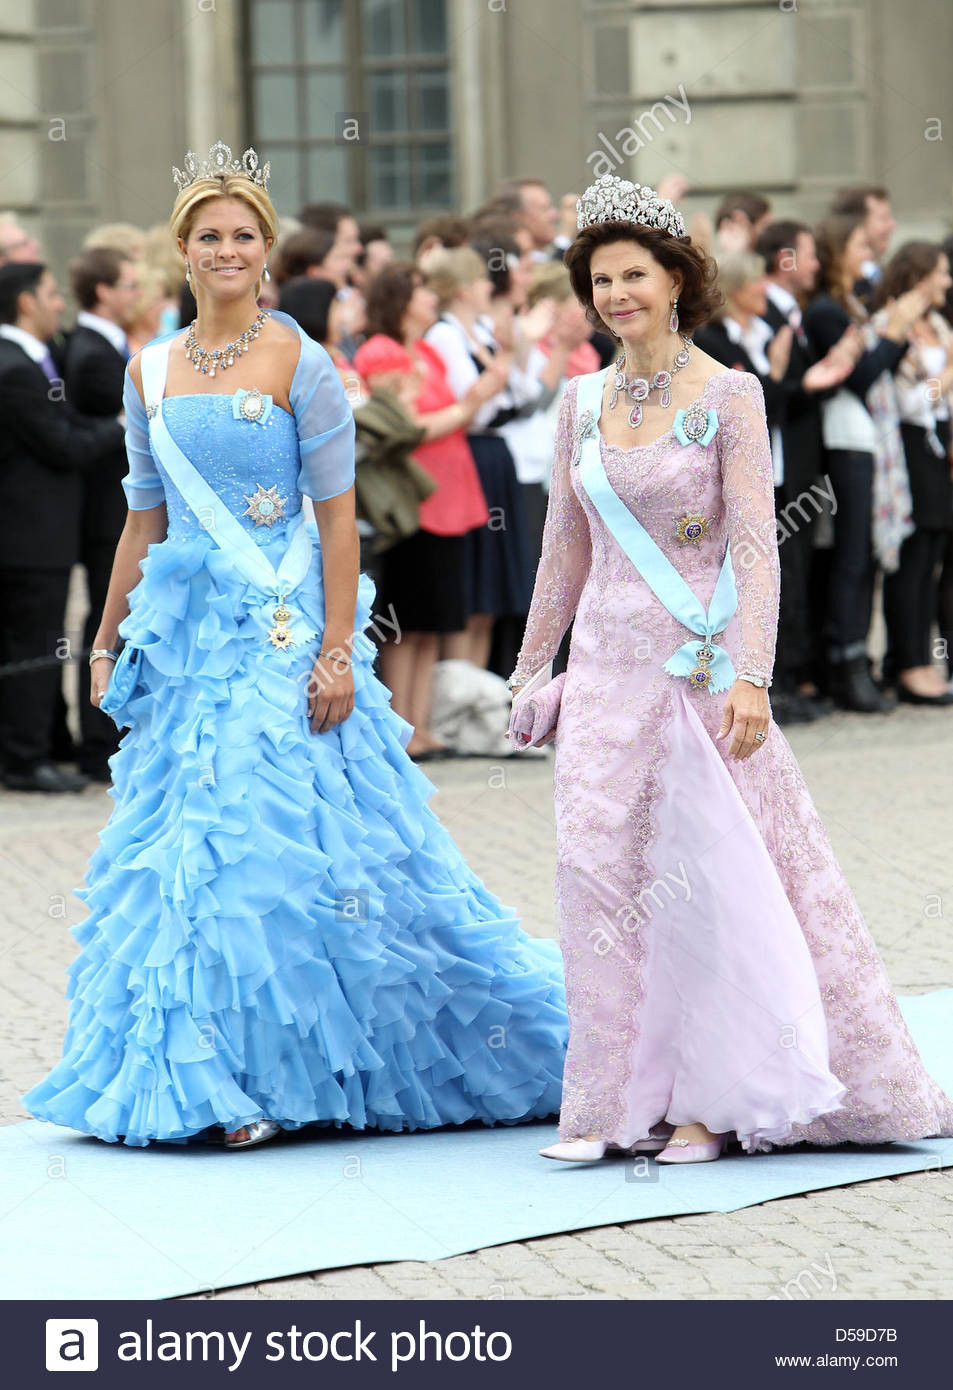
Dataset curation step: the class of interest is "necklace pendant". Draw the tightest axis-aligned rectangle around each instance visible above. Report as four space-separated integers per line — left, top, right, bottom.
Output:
628 401 643 428
659 385 671 408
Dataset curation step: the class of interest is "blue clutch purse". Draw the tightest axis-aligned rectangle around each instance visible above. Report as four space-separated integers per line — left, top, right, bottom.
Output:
98 643 144 725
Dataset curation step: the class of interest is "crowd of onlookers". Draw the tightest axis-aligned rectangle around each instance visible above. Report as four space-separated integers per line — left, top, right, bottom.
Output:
1 171 952 787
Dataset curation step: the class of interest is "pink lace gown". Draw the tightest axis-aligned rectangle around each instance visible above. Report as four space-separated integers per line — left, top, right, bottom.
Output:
510 369 953 1153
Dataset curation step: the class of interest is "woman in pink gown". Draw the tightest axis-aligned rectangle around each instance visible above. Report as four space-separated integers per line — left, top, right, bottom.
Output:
509 175 953 1164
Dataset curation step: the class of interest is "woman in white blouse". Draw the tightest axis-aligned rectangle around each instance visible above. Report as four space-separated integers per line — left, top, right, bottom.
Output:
423 247 539 670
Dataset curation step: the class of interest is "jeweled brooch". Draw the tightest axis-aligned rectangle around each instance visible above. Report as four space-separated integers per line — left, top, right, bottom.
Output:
673 404 718 448
243 482 287 527
675 512 711 544
572 407 597 465
233 386 273 425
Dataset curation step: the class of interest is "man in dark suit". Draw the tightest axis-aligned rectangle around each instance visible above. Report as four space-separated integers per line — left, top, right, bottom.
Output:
0 262 125 792
755 221 854 718
63 248 138 780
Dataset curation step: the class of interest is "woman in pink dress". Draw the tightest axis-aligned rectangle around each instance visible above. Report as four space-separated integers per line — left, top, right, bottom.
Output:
509 175 953 1165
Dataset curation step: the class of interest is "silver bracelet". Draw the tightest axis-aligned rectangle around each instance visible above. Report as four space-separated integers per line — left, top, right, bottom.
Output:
89 648 120 667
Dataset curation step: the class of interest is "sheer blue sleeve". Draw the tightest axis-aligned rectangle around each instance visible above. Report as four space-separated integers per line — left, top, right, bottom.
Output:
290 334 356 501
120 366 166 510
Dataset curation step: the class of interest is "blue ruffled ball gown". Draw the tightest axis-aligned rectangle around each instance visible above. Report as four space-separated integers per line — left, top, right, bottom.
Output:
21 318 567 1146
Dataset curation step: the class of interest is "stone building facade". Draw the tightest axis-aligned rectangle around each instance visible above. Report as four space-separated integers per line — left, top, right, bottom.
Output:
1 0 950 274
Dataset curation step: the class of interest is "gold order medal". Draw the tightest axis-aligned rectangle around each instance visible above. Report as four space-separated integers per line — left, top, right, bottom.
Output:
689 641 714 688
268 598 296 650
675 512 710 544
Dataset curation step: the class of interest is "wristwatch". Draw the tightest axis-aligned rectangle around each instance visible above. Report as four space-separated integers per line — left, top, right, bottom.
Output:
738 673 768 688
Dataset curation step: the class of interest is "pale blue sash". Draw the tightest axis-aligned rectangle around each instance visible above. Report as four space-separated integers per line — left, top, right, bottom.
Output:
575 367 737 694
139 337 316 647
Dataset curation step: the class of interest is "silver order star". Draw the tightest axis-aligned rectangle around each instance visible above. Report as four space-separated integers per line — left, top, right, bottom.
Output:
242 482 288 527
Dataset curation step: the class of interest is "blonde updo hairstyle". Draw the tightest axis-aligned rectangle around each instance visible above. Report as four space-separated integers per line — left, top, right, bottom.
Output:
424 246 489 312
169 173 281 300
527 261 573 309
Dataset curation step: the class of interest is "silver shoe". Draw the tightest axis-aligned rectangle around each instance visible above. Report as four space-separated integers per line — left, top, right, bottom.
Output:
223 1119 282 1150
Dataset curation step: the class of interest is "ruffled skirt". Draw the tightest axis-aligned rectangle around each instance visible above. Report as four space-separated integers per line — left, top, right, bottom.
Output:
21 529 567 1145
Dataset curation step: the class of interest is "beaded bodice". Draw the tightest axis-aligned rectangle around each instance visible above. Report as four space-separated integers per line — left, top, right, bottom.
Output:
156 395 302 542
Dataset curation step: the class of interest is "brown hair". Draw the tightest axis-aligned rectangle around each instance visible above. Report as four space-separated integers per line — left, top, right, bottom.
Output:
813 212 867 305
564 223 722 336
413 214 470 256
754 219 813 275
69 246 126 310
713 191 771 229
468 221 522 298
364 259 423 343
830 185 890 219
275 227 335 281
873 241 943 310
298 201 351 235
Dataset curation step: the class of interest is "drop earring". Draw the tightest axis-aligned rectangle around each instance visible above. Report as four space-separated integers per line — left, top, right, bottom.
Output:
185 260 192 288
669 298 679 334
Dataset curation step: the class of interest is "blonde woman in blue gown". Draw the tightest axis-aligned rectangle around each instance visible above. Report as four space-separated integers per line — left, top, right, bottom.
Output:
21 144 566 1148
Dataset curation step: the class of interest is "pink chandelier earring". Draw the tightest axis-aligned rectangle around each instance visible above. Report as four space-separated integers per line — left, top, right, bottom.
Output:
669 297 679 333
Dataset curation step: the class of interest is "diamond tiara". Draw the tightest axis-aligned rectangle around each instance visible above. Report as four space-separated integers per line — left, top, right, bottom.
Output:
576 173 686 239
172 141 271 194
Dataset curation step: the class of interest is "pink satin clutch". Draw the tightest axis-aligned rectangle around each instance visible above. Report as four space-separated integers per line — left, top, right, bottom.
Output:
506 671 566 748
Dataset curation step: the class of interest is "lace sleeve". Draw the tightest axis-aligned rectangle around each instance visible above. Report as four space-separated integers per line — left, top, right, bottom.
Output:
508 378 592 684
718 373 780 685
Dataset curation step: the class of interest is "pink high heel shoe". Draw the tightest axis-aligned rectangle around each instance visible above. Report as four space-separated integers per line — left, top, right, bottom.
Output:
627 1122 676 1153
655 1131 727 1164
539 1137 608 1162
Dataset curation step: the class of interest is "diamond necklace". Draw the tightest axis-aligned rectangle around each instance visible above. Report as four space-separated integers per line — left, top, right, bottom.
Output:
184 308 269 378
609 335 693 429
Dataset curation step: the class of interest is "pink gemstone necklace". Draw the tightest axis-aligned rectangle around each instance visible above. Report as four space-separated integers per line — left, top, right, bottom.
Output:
609 335 693 429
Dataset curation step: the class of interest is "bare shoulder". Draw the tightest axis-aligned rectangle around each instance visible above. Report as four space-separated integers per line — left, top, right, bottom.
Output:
266 314 302 352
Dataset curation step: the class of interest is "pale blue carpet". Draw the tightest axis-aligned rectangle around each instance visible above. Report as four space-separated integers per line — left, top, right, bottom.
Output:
4 990 952 1300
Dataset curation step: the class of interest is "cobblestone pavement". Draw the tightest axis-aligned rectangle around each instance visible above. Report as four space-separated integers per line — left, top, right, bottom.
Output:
3 689 952 1300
